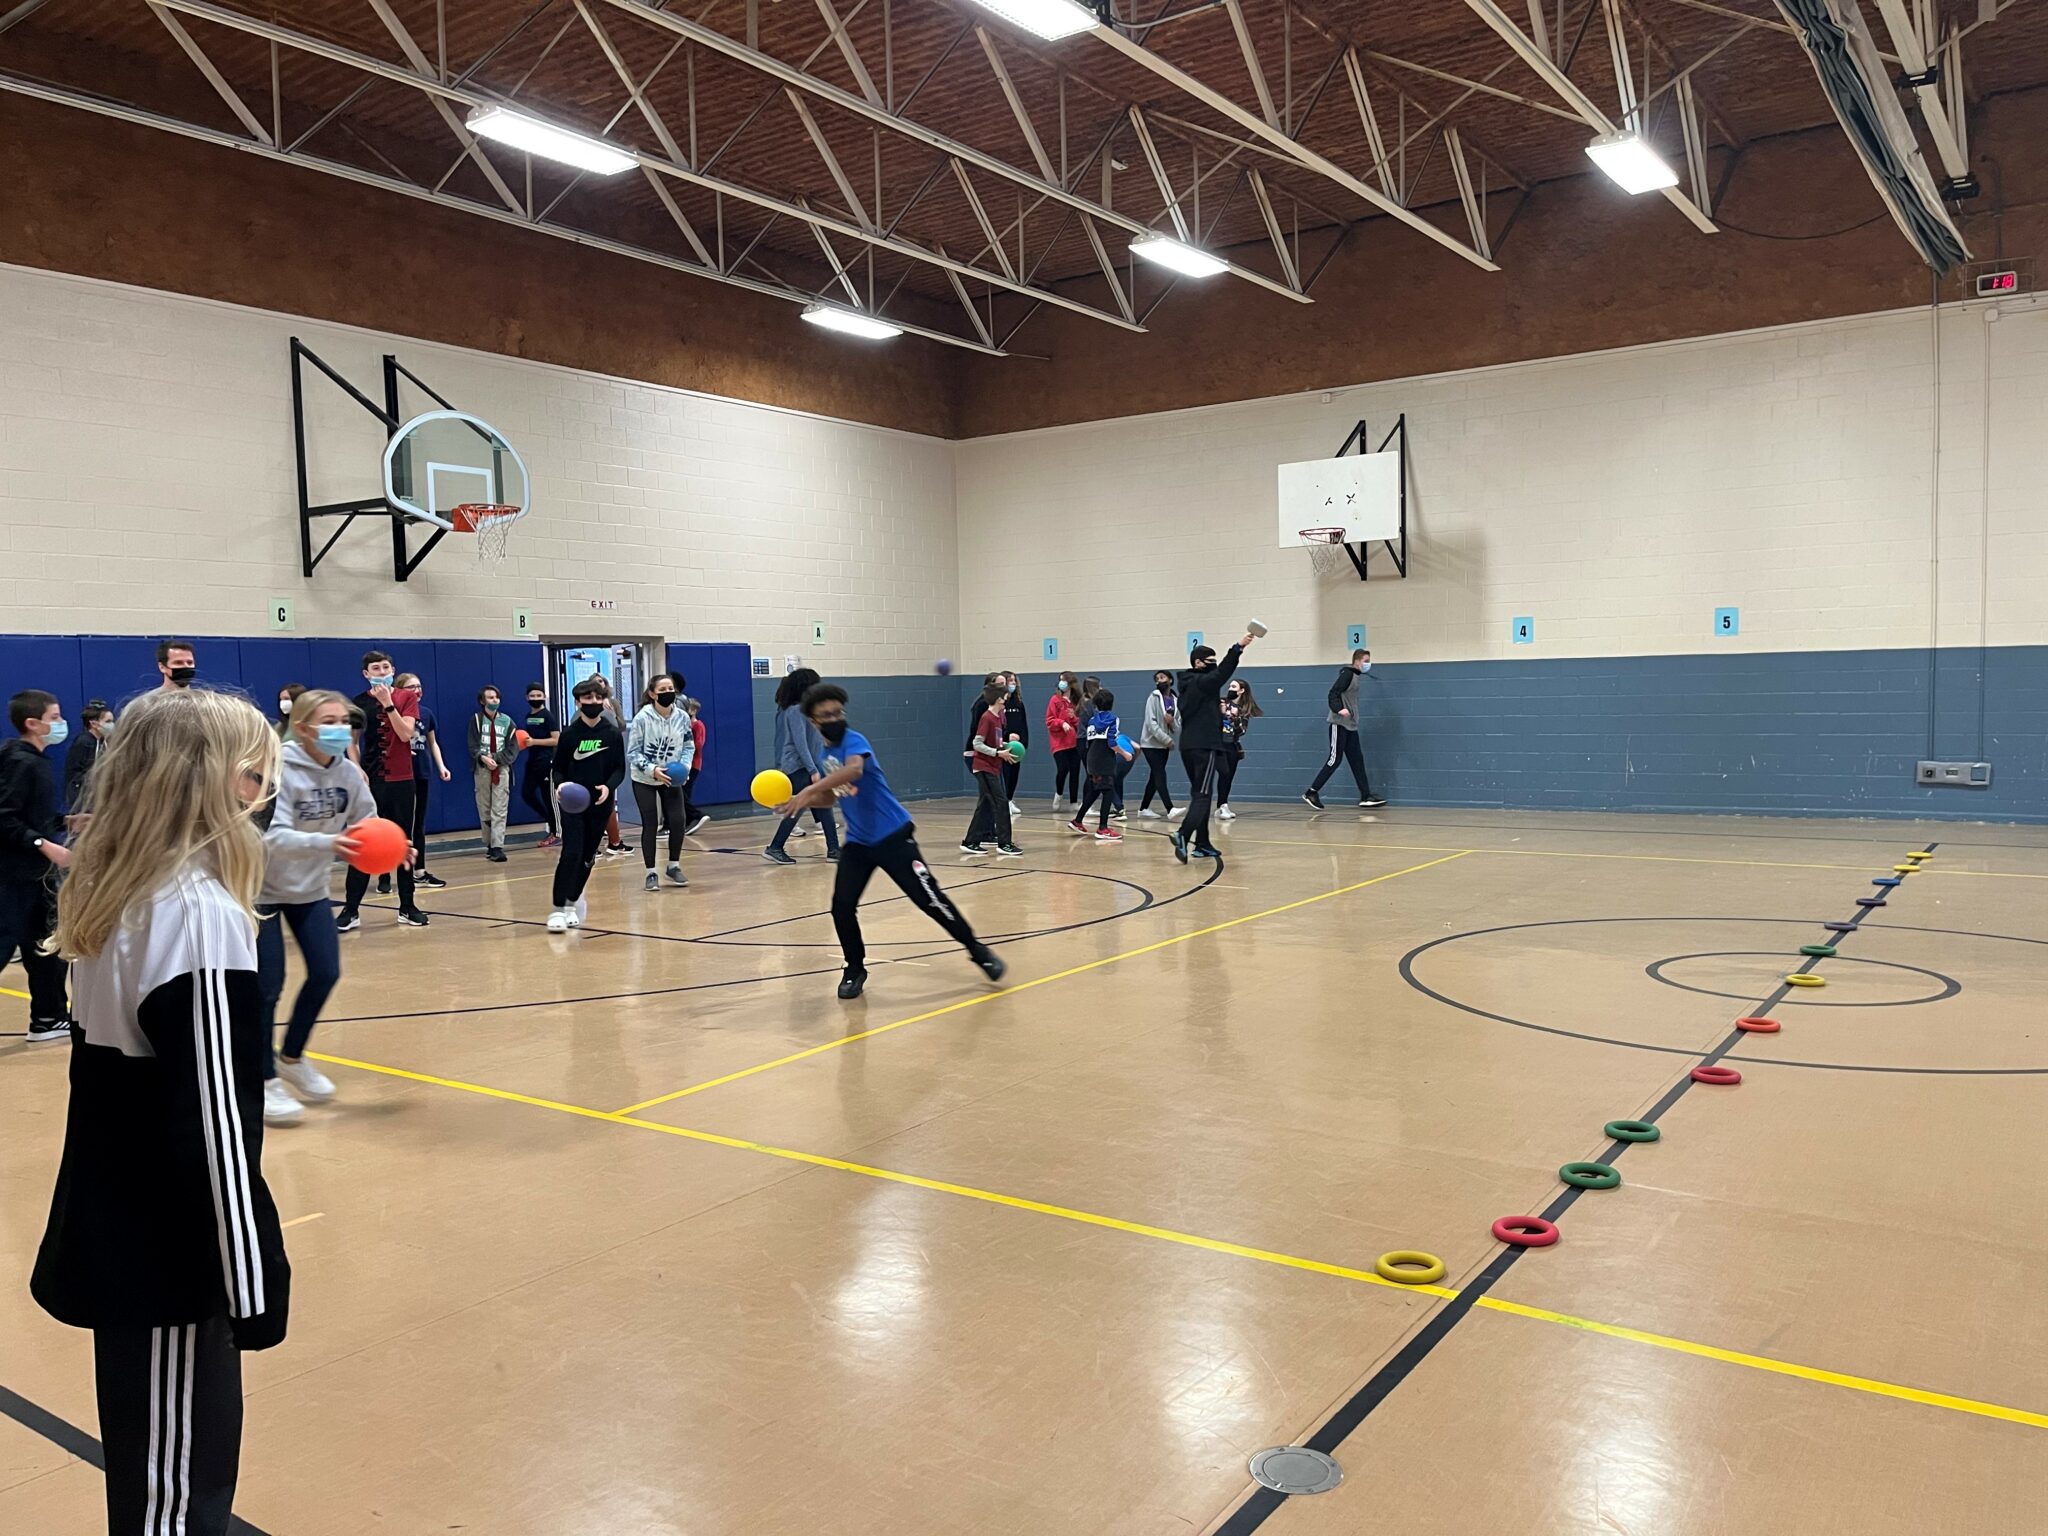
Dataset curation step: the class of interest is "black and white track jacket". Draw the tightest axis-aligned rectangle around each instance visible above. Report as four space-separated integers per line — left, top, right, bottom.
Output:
32 869 290 1349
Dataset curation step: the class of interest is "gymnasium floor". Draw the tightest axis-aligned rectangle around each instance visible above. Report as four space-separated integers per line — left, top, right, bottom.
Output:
5 802 2046 1534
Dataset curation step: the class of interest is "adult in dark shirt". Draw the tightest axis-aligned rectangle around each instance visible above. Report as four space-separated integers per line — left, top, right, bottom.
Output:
63 700 113 811
0 689 71 1041
155 638 198 691
340 650 428 930
520 681 561 846
1171 631 1258 863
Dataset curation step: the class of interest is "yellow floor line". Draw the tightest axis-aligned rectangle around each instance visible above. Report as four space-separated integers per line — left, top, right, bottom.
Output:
1 985 29 1000
611 850 1474 1115
281 1212 326 1229
1226 837 2048 880
306 1048 2048 1433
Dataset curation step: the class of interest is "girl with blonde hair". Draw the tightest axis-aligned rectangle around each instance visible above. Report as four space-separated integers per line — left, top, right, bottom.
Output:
32 687 291 1536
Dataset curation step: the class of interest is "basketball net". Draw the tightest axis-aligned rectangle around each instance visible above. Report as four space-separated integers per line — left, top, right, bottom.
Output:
1299 526 1349 578
450 503 520 564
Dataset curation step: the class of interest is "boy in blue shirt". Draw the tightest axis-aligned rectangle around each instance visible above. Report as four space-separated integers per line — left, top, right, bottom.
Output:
778 683 1005 1000
1066 688 1130 841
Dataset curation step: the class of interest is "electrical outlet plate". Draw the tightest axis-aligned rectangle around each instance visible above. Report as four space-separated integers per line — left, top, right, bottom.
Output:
1917 760 1992 788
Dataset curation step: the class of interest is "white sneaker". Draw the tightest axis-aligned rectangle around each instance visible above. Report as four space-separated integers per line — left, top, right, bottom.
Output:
1009 802 1023 817
263 1078 303 1125
1139 809 1161 820
1167 807 1185 820
276 1056 335 1102
569 897 587 928
547 908 571 932
1218 806 1236 819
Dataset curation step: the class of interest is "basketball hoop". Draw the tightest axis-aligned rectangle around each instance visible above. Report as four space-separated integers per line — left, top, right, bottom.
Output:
449 503 521 563
1299 526 1351 578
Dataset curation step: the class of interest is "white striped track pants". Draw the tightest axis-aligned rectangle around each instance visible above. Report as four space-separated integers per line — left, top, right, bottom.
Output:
94 1317 243 1535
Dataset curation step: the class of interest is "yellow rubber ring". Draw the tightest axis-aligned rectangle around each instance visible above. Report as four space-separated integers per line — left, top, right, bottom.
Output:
1376 1250 1447 1285
1906 851 1932 861
1786 972 1826 987
1893 864 1918 874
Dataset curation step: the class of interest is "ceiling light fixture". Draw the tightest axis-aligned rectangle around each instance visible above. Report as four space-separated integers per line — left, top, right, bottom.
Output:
1584 131 1679 195
1129 235 1228 278
800 304 903 340
466 104 636 176
962 0 1100 42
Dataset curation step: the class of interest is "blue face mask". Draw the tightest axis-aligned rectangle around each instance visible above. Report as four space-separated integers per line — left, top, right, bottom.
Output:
43 718 68 746
315 724 354 755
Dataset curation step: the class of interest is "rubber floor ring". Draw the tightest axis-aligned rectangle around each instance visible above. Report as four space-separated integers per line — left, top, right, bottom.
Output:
1825 922 1856 932
1907 851 1933 861
1492 1216 1559 1248
1736 1016 1781 1033
1375 1250 1447 1285
1691 1064 1743 1085
1857 897 1887 908
1893 864 1918 874
1786 973 1826 987
1875 877 1902 887
1800 944 1838 957
1559 1161 1621 1189
1604 1119 1661 1143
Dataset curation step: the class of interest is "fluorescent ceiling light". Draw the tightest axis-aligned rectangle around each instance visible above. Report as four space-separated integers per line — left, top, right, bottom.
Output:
800 304 903 340
466 104 636 176
1129 235 1228 278
962 0 1099 42
1584 132 1679 195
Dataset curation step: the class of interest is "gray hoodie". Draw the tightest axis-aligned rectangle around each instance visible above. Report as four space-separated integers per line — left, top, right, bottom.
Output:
1139 688 1178 749
261 738 377 904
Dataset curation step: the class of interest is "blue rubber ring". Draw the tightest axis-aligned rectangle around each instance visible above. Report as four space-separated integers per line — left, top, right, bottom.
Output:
1874 877 1902 887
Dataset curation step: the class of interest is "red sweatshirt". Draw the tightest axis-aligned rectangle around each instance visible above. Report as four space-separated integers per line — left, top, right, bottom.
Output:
1045 692 1078 753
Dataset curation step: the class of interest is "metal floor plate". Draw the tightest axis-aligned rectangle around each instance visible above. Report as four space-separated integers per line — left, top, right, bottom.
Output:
1248 1446 1343 1495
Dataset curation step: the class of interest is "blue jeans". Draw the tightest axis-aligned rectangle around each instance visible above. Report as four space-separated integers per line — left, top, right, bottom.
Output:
257 899 342 1077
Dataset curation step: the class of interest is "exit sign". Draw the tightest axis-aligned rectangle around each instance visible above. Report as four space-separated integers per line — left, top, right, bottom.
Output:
1976 270 2019 296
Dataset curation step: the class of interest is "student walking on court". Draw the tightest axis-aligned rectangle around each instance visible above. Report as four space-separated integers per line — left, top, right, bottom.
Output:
597 680 631 858
546 677 625 932
1046 672 1082 809
469 686 520 863
395 672 451 891
1216 680 1263 819
1137 671 1178 820
778 683 1004 1000
627 672 693 892
1067 688 1130 841
764 667 839 865
682 695 709 834
341 651 428 930
1172 632 1258 863
1 689 72 1043
65 699 113 810
962 678 1021 856
520 682 561 847
1000 674 1029 816
1302 649 1385 809
32 687 290 1536
258 690 376 1126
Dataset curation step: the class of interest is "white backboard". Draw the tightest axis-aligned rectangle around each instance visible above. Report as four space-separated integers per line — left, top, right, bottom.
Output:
1276 450 1401 546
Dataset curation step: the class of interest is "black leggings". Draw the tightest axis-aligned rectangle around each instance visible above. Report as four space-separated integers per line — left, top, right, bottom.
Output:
1001 756 1021 803
1217 750 1242 806
632 780 685 866
1076 774 1115 830
1139 747 1174 812
832 825 982 973
551 799 612 907
343 779 415 913
520 766 558 835
1053 747 1081 801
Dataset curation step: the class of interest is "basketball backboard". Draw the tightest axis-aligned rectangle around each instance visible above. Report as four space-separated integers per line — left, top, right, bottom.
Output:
383 410 530 531
1275 449 1401 546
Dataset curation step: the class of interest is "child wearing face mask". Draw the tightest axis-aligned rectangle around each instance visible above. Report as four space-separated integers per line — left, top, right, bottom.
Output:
1046 671 1082 809
1137 672 1178 819
340 650 427 930
273 685 305 740
547 679 626 931
1 688 73 1043
395 673 451 893
1303 648 1385 810
683 696 709 835
258 689 378 1126
1216 680 1264 819
1066 689 1131 841
519 682 561 848
469 686 520 863
627 673 693 892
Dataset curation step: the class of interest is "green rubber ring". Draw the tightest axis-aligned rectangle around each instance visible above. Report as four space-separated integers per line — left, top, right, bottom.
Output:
1560 1161 1621 1189
1604 1119 1661 1143
1800 944 1837 957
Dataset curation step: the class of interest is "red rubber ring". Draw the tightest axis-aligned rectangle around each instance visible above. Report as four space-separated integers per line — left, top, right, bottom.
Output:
1492 1215 1560 1248
1735 1016 1780 1033
1691 1064 1743 1084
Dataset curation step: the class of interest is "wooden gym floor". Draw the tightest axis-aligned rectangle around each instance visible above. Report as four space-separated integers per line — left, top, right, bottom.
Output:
4 802 2046 1534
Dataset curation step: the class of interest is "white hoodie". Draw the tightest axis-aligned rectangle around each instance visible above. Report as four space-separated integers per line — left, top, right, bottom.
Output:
261 738 377 904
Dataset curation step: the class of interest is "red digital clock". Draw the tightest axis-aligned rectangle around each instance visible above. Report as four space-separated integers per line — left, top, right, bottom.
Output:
1976 270 2019 296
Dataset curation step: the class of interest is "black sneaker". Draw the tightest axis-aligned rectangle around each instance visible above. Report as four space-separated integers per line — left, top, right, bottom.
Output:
1359 797 1387 809
994 844 1024 858
416 870 449 890
1171 832 1189 865
335 910 361 933
26 1016 70 1045
825 849 840 863
377 875 392 895
1301 789 1324 809
686 814 710 835
959 842 989 856
396 909 431 928
762 847 796 866
970 947 1007 983
487 848 508 863
1191 845 1223 860
836 968 868 1000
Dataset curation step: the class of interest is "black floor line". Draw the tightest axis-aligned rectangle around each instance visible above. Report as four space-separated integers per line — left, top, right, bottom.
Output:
1214 842 1937 1533
0 1384 274 1535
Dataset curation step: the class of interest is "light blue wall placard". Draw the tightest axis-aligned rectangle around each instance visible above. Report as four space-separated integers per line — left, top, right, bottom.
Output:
1346 624 1367 650
1512 616 1534 646
1042 637 1059 662
1715 606 1740 637
1186 630 1204 652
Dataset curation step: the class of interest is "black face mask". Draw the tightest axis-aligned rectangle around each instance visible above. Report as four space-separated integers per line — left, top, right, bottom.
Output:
1155 680 1171 693
818 719 849 745
528 697 545 708
654 692 677 707
168 666 196 685
579 702 605 721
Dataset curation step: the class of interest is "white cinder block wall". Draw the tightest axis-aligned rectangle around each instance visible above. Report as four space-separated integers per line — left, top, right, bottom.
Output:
954 302 2048 670
0 264 958 675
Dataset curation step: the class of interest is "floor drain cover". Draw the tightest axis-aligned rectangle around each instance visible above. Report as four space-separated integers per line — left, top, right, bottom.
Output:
1248 1446 1342 1495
